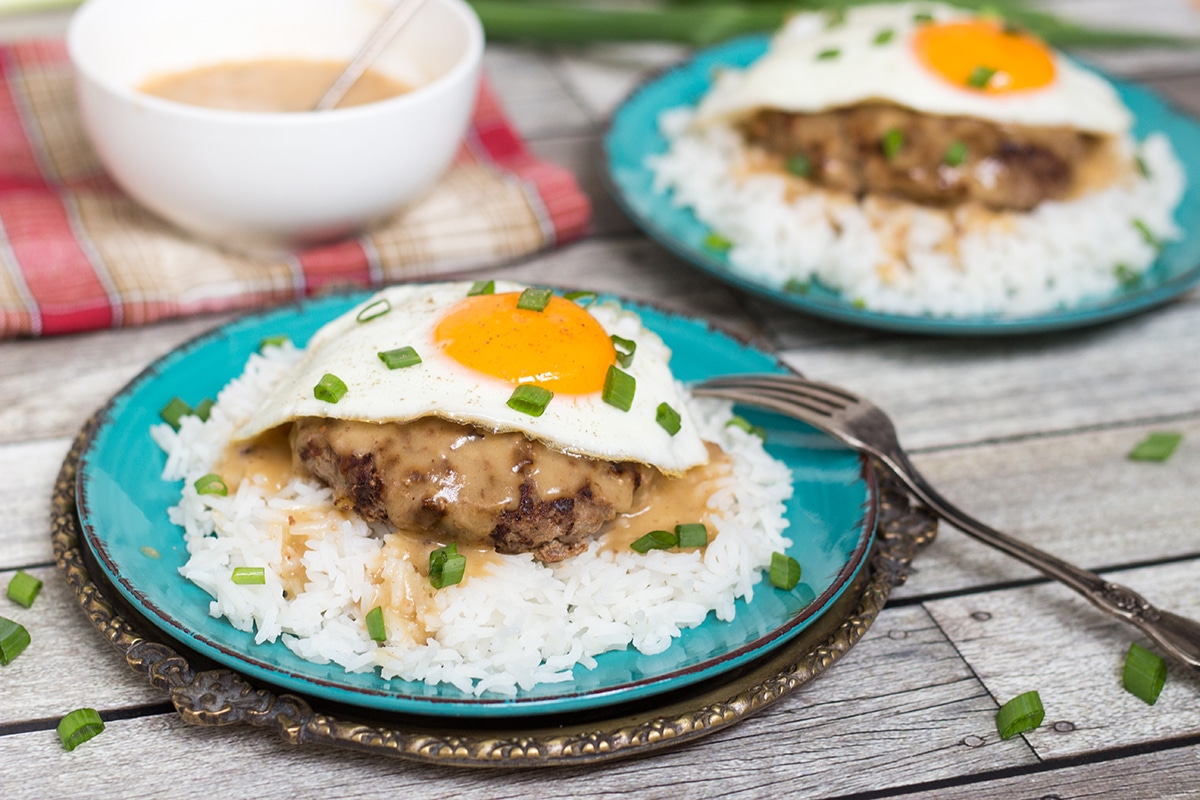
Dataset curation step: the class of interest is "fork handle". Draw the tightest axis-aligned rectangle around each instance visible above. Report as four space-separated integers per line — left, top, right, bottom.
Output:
882 448 1200 670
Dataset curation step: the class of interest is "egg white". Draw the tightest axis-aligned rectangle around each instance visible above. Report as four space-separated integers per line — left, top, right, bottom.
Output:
694 2 1131 135
235 281 711 475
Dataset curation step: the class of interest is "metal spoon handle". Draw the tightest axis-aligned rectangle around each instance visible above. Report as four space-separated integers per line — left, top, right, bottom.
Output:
313 0 429 111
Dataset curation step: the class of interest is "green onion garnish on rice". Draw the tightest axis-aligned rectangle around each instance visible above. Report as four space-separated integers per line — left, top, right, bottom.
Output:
966 65 998 89
1133 219 1163 250
193 473 228 497
610 334 636 368
995 691 1045 739
0 616 31 665
1128 431 1183 462
1115 264 1140 288
703 232 732 252
467 280 495 296
602 366 636 411
507 384 553 417
314 373 348 404
6 570 42 609
564 290 597 306
874 28 895 45
193 397 214 422
378 346 422 370
1123 643 1167 705
231 567 266 585
943 140 968 167
881 127 905 161
783 278 810 295
726 415 766 441
159 397 192 431
630 529 677 553
769 552 801 590
676 523 708 549
816 47 840 61
1136 154 1151 179
517 287 554 311
786 153 811 178
259 334 289 350
57 708 105 752
429 543 466 589
365 606 387 643
356 298 391 323
656 402 682 435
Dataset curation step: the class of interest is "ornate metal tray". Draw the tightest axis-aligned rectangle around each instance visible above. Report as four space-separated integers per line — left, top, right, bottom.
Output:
53 412 936 767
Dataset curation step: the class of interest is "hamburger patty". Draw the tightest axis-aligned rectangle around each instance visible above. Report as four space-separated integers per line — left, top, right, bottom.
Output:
291 416 653 562
740 103 1111 211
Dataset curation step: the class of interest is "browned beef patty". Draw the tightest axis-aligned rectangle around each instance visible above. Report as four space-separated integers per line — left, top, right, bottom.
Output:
290 416 652 562
739 103 1110 211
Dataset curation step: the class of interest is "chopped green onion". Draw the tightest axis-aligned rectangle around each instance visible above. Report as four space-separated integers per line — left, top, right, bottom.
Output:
944 140 968 167
602 366 636 412
1128 431 1183 462
703 232 732 252
467 280 495 296
611 335 637 368
816 48 840 61
726 415 766 441
0 616 31 665
1115 264 1140 288
378 346 422 370
259 334 289 350
193 397 214 422
852 298 868 310
967 65 998 89
193 473 227 497
1136 154 1151 178
676 523 708 548
356 298 391 323
231 566 265 585
786 153 811 178
159 397 192 431
140 546 161 559
783 278 809 295
881 127 905 161
769 552 801 590
874 28 895 45
656 402 682 435
1133 219 1163 250
429 543 466 589
564 290 597 306
517 287 554 312
631 530 677 553
314 373 348 404
57 708 105 751
913 11 934 24
6 571 42 609
995 690 1045 739
507 384 553 417
1123 643 1167 705
365 605 387 642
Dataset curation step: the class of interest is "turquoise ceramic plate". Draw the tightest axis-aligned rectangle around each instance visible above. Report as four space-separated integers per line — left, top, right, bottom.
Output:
604 37 1200 335
76 291 876 718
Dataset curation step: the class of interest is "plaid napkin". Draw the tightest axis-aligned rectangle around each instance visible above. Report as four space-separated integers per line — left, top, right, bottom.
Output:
0 40 591 338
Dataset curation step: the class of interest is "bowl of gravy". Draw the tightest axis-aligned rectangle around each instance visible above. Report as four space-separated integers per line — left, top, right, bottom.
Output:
68 0 483 250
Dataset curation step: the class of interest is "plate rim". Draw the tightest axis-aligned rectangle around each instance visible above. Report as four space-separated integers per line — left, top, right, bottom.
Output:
73 288 880 718
601 34 1200 336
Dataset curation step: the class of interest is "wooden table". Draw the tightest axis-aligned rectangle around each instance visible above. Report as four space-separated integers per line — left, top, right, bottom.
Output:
3 2 1200 796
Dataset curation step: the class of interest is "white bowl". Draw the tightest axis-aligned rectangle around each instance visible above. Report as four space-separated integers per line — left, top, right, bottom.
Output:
68 0 484 250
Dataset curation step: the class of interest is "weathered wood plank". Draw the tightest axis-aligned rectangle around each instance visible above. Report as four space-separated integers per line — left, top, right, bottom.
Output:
925 560 1200 759
484 45 594 138
0 437 69 570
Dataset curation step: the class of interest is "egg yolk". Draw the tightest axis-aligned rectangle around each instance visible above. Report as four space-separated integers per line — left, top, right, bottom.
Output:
433 292 616 395
912 20 1055 93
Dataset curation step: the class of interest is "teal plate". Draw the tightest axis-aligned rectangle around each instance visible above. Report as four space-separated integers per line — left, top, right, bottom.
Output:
604 37 1200 336
76 291 876 719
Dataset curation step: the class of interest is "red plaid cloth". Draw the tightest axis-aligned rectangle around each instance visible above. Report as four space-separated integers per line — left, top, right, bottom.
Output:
0 40 591 338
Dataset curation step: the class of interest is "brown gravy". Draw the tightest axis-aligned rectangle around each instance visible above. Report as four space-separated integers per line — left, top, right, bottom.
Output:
140 58 411 112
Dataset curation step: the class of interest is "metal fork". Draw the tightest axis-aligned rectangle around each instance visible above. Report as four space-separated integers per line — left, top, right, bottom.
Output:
694 373 1200 672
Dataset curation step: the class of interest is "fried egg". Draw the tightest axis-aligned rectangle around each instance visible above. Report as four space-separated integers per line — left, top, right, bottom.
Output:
236 281 710 475
694 2 1132 134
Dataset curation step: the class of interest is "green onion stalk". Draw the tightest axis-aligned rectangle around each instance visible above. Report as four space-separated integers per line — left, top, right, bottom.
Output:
468 1 1198 49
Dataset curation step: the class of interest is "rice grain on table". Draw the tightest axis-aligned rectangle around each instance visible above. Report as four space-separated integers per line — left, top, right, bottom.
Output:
649 107 1185 317
152 343 794 697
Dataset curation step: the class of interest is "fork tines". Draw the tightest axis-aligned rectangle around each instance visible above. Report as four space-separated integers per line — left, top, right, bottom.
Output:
695 374 855 418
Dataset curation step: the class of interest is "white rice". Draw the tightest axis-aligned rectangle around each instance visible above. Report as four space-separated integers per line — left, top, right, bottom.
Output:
649 107 1185 317
152 342 794 697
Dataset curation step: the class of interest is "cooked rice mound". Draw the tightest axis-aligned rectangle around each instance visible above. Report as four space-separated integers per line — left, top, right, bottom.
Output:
650 108 1184 317
152 341 794 697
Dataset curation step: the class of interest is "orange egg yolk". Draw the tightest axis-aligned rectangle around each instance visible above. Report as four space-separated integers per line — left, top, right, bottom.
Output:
433 292 615 395
912 19 1056 93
